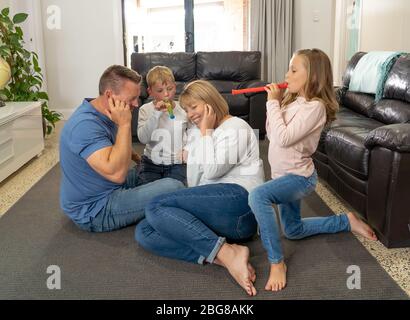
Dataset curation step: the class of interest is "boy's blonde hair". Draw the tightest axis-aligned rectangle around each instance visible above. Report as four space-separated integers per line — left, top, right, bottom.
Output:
179 80 229 125
282 48 339 124
146 66 176 87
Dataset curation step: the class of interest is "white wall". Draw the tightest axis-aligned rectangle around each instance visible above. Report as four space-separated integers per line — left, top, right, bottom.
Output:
0 0 11 9
293 0 336 60
40 0 124 118
360 0 410 52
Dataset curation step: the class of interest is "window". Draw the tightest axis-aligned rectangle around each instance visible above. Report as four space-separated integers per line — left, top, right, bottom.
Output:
123 0 249 64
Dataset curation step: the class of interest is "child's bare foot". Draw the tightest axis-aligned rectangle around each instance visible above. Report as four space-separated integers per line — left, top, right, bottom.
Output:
265 261 287 292
347 212 377 241
216 244 257 296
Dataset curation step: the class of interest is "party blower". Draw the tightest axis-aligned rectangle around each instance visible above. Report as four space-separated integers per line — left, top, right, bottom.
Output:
231 82 288 95
163 100 175 119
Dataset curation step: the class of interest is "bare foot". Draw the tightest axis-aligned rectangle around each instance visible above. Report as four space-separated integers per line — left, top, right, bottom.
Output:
248 263 256 283
216 244 257 296
265 261 287 292
347 212 377 241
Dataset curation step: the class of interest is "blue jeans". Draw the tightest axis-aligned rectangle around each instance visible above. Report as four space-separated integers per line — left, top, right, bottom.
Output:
135 183 257 264
135 155 187 186
76 168 185 232
248 171 350 264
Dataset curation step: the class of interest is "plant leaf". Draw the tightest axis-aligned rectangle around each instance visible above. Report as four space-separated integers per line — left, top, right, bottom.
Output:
13 13 28 24
1 7 10 16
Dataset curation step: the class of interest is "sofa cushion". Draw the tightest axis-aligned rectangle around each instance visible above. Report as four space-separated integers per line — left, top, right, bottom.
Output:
371 55 410 124
222 93 249 116
131 52 196 82
342 91 375 117
332 106 384 129
197 51 261 81
325 126 374 179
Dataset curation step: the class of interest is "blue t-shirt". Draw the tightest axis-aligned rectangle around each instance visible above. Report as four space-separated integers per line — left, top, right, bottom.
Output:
60 99 121 223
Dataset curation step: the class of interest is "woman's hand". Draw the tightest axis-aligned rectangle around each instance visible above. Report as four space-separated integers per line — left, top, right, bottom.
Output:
265 83 284 102
199 104 216 136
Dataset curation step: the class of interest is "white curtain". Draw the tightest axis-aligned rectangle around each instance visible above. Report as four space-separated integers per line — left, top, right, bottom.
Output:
7 0 48 92
250 0 293 83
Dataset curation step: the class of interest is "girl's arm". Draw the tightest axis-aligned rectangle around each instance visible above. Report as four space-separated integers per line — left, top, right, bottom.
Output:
267 100 326 147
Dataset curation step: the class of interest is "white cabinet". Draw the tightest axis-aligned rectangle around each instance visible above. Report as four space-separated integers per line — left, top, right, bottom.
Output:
0 101 44 183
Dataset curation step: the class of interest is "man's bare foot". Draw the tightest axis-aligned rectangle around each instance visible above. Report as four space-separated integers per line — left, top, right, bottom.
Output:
216 244 257 296
347 212 377 241
265 261 287 292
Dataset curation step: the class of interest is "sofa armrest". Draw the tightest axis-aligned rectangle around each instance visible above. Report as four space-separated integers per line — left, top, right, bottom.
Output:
237 80 269 98
365 123 410 152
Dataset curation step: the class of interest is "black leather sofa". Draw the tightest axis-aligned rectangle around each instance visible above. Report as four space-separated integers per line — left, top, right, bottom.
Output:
313 52 410 248
130 51 267 140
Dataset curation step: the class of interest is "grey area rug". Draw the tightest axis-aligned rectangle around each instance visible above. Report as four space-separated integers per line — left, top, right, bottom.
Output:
0 164 407 300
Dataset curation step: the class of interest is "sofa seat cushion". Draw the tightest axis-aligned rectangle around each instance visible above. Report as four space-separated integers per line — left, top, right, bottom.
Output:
325 126 375 179
317 107 383 154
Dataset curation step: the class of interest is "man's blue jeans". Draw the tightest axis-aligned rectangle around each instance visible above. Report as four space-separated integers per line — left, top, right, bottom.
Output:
248 171 350 264
135 183 257 264
76 168 185 232
135 155 187 186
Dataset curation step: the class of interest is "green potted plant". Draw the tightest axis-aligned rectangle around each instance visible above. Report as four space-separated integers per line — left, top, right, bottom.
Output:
0 7 62 135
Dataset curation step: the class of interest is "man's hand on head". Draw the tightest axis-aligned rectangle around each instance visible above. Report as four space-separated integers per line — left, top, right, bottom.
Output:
106 98 132 126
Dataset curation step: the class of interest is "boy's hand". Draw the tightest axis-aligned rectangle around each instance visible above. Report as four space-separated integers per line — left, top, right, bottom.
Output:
106 98 132 126
265 83 284 102
154 100 173 112
131 151 141 164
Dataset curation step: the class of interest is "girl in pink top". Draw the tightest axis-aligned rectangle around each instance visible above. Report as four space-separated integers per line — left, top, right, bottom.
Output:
249 49 377 293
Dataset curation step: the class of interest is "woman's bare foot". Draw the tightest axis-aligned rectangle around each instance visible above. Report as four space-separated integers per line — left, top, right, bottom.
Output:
216 244 257 296
248 263 256 283
265 261 287 292
347 212 377 241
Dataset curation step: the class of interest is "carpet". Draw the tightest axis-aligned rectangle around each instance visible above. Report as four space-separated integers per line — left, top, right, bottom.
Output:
0 164 407 300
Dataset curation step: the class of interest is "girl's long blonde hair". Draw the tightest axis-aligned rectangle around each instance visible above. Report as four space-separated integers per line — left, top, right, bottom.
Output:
282 49 338 124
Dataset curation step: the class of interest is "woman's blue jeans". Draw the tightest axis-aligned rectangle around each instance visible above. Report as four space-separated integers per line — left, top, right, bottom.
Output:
248 171 350 264
76 168 185 232
135 183 257 264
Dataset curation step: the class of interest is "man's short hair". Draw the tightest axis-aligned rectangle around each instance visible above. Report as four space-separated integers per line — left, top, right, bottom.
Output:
99 65 142 95
146 66 175 88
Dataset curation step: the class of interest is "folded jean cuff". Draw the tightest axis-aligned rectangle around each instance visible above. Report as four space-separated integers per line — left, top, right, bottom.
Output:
268 256 284 264
341 213 351 232
206 237 226 264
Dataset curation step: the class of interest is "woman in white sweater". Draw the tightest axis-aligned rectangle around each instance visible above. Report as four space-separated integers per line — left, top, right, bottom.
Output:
135 80 264 296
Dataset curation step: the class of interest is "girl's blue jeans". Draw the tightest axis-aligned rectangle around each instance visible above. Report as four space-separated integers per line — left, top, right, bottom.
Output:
248 171 350 264
135 183 257 264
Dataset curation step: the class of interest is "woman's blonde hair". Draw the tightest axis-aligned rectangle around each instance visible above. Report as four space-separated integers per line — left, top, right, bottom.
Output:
179 80 229 125
146 65 175 87
282 48 339 124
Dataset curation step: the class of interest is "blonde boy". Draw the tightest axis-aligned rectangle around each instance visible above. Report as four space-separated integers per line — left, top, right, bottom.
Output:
136 66 189 185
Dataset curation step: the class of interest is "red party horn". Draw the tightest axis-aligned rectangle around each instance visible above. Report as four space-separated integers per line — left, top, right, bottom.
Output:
231 82 288 95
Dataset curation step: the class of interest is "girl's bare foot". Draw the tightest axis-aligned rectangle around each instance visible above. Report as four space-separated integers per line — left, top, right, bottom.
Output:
265 261 287 292
216 244 257 296
347 212 377 241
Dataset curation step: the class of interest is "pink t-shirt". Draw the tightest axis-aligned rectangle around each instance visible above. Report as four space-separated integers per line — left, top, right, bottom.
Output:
266 96 326 179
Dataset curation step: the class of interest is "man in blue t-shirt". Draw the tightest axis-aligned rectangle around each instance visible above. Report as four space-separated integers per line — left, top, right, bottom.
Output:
60 65 185 232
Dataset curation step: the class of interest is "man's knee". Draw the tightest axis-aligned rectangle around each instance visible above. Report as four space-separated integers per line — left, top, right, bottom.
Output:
283 224 303 240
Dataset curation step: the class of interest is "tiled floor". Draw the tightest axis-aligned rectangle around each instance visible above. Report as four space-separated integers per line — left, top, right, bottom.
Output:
0 121 409 298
